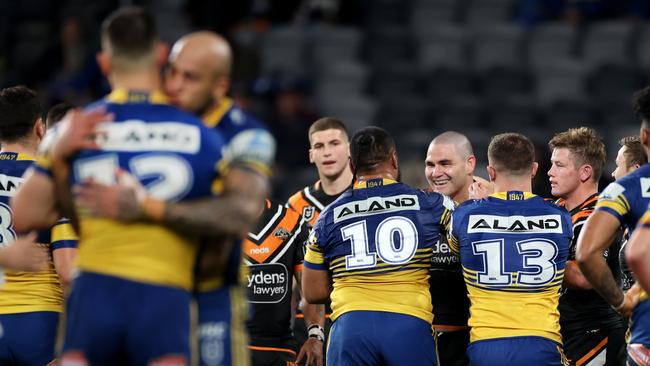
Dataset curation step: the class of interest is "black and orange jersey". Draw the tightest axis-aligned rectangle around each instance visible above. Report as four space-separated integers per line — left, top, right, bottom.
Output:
556 193 624 333
286 181 349 227
244 199 309 349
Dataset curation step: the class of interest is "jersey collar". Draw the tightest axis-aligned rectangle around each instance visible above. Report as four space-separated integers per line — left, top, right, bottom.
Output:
353 178 398 189
202 97 233 128
106 89 169 105
489 191 537 200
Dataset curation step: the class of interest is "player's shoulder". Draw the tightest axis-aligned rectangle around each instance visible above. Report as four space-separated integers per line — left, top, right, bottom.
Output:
287 184 312 208
225 105 269 132
416 187 455 211
609 164 650 192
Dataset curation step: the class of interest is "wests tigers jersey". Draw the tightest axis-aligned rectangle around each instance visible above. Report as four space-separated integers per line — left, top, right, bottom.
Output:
244 199 309 348
449 192 572 344
556 194 623 333
0 152 77 314
287 180 349 227
305 178 454 323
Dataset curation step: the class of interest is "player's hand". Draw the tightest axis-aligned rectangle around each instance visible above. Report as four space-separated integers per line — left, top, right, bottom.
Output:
295 337 323 366
74 170 147 222
469 176 493 200
49 108 112 161
0 233 49 272
619 283 642 318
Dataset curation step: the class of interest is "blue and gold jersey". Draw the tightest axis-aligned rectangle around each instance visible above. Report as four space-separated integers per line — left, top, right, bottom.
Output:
449 192 572 344
33 89 225 291
0 152 77 314
596 163 650 234
203 97 275 177
198 98 276 292
304 178 454 323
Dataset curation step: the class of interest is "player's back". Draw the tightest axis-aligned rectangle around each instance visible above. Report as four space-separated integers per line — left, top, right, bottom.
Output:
53 90 224 291
307 178 453 323
0 152 65 313
450 192 572 344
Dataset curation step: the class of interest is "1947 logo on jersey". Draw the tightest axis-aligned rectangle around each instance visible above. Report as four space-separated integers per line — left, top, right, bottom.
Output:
302 206 315 221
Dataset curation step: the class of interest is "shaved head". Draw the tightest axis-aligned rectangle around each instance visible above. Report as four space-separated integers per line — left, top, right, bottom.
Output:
165 31 233 113
425 131 476 201
170 31 232 77
430 131 473 159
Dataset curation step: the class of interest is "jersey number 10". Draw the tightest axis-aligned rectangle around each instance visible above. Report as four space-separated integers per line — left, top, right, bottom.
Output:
341 216 419 270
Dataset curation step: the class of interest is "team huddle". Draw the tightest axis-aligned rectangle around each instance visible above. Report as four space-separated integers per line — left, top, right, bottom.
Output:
0 4 649 366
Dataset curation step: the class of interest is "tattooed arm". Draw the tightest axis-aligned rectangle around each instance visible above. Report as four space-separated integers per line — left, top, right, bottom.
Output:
76 165 268 238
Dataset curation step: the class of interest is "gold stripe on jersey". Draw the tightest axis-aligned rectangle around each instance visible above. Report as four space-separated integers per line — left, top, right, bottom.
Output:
52 221 78 242
329 268 433 323
0 221 76 314
466 285 562 343
202 98 234 128
77 218 198 290
596 195 631 217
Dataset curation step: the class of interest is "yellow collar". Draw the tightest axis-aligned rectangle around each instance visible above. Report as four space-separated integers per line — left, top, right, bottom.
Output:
202 98 233 128
489 191 537 201
0 152 35 161
106 89 169 105
353 178 398 189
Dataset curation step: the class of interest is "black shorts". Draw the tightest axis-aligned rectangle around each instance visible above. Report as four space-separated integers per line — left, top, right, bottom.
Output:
250 346 296 366
434 329 470 366
562 326 626 365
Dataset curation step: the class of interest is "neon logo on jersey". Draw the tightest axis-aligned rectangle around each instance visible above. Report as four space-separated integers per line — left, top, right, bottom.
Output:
333 194 420 223
467 214 563 234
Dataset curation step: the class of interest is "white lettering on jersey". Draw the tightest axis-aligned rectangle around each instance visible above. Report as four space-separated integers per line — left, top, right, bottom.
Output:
96 121 201 153
467 214 563 234
0 174 23 197
333 194 420 223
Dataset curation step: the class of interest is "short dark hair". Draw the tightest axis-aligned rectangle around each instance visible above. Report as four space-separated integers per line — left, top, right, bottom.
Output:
633 86 650 128
308 117 349 145
101 7 156 61
488 133 535 175
350 126 396 175
46 102 74 129
548 127 606 182
0 86 42 143
619 135 647 168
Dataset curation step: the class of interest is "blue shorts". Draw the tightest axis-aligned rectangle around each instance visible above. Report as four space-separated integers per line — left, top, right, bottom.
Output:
467 336 565 366
327 311 437 366
196 286 249 366
62 272 191 365
0 311 59 366
631 300 650 347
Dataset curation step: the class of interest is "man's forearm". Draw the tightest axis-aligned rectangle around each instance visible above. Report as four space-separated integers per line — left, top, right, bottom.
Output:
152 195 257 238
577 254 624 306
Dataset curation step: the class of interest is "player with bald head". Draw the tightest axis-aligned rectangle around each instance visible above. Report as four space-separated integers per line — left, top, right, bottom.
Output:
164 31 288 366
424 131 475 366
165 31 232 114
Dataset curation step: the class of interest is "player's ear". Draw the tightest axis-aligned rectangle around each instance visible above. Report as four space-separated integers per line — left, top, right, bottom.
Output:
212 76 230 101
579 164 593 183
487 165 496 182
155 41 170 67
308 148 315 164
531 162 539 178
96 51 111 76
34 117 45 140
466 155 476 174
